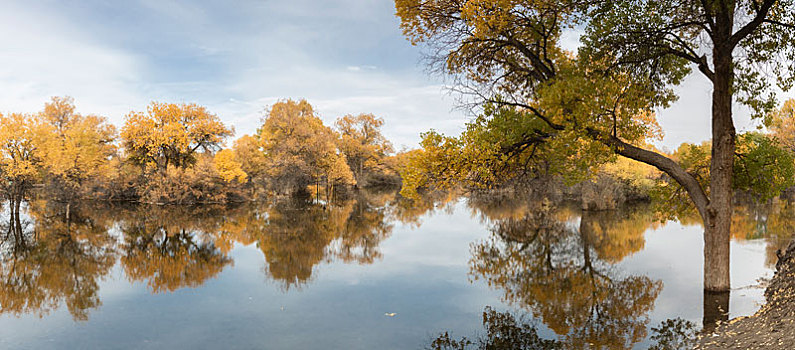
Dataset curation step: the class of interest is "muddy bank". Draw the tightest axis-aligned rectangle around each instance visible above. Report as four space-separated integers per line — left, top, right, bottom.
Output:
696 239 795 349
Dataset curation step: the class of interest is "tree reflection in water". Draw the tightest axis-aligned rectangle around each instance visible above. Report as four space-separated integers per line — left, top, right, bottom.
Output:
429 307 561 350
3 189 790 334
0 200 116 320
0 188 408 320
647 318 697 350
467 197 664 348
118 205 234 293
428 310 699 350
228 190 399 290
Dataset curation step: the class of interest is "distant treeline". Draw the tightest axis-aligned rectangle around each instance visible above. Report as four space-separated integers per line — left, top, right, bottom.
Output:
0 97 401 205
6 96 794 210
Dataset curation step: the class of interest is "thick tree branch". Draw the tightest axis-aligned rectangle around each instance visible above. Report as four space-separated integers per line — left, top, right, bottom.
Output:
730 0 776 47
590 129 709 220
502 36 556 80
660 33 715 80
698 0 716 32
489 98 710 220
662 47 715 81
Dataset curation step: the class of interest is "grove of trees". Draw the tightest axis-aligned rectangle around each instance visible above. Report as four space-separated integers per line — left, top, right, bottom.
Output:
0 97 401 207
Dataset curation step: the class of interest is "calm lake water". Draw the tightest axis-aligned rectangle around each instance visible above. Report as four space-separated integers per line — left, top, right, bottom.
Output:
0 191 787 349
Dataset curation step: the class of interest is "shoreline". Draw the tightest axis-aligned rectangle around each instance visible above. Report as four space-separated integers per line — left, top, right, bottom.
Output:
697 239 795 349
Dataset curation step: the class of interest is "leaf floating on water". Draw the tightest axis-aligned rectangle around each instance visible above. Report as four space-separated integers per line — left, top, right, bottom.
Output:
384 312 396 317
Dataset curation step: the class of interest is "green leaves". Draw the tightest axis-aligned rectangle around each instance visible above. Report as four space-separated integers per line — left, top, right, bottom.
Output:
734 132 795 201
654 132 795 220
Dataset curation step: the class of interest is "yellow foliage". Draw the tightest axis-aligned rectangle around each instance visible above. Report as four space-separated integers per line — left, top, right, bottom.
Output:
599 156 660 190
335 113 395 185
142 155 244 204
258 99 355 192
0 112 42 198
233 134 267 180
121 102 231 170
213 149 247 183
769 99 795 150
35 96 117 189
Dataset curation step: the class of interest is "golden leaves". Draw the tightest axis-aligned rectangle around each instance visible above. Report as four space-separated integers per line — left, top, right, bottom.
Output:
121 102 232 170
335 113 395 185
259 99 355 190
0 112 42 183
768 99 795 150
36 96 117 186
213 149 247 183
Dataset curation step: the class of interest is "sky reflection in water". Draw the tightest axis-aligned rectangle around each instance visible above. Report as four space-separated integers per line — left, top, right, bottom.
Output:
0 192 785 349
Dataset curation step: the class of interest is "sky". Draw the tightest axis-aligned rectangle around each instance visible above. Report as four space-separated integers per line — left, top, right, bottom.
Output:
0 0 791 150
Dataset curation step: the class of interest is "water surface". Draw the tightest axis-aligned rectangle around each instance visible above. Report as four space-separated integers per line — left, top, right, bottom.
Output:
0 193 786 349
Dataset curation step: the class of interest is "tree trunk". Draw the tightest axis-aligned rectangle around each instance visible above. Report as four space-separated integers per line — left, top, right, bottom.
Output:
703 290 730 332
704 40 735 292
580 210 593 273
13 191 22 236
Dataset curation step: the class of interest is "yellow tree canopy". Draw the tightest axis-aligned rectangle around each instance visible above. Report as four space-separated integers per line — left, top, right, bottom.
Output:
121 102 232 170
213 149 247 183
232 134 267 180
35 96 117 187
258 99 354 190
0 112 42 197
335 113 394 183
768 99 795 150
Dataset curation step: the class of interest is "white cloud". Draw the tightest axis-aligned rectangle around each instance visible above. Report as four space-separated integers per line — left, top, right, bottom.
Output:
0 0 461 151
0 3 148 124
210 65 467 149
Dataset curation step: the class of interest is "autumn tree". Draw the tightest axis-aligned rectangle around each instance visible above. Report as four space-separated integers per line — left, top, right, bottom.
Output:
121 102 232 171
0 112 42 215
258 99 354 195
768 99 795 151
395 0 795 292
35 96 117 199
142 154 246 204
335 113 395 186
233 135 267 181
650 132 795 223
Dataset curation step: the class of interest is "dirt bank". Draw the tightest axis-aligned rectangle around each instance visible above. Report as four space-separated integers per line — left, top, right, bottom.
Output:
696 239 795 349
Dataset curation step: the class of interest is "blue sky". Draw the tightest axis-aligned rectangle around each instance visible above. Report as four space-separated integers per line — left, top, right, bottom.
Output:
0 0 788 150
